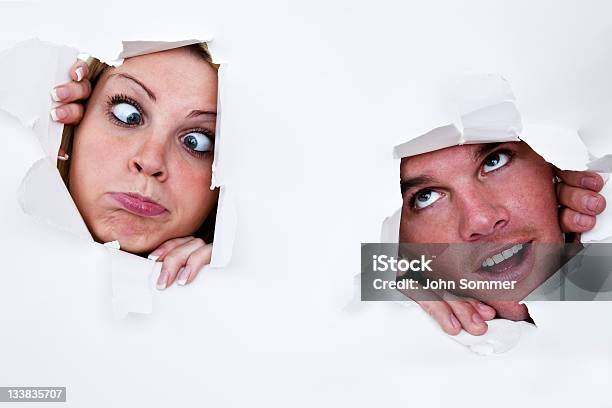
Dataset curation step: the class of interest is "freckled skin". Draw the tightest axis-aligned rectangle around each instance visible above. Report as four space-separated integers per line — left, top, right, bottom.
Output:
69 48 219 254
399 142 564 319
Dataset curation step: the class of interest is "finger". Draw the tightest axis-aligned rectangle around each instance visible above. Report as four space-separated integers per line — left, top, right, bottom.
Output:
179 243 213 285
51 79 92 103
559 207 596 233
464 298 497 321
417 300 462 336
148 236 195 261
70 60 89 82
50 103 84 125
157 238 206 290
440 292 488 336
555 168 605 192
557 183 606 216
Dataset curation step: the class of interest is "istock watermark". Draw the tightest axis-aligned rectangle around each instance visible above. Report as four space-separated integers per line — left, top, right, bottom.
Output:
361 243 612 302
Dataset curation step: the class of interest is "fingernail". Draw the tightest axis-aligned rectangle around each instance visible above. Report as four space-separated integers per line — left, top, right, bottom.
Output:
156 270 168 290
50 108 66 121
585 195 601 212
51 86 69 101
575 213 595 228
147 254 160 262
75 67 84 81
581 177 599 190
472 312 485 326
476 302 492 314
449 314 461 330
177 266 191 286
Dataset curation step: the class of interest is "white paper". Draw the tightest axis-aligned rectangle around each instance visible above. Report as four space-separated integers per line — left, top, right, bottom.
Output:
451 319 536 355
0 38 235 317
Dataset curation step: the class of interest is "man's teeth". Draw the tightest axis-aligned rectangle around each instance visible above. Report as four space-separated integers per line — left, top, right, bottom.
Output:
482 244 524 268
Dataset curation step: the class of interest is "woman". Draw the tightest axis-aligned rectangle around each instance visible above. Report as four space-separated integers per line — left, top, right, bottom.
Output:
51 43 218 290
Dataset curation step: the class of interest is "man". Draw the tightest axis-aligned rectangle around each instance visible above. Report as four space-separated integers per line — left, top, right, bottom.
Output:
398 140 607 336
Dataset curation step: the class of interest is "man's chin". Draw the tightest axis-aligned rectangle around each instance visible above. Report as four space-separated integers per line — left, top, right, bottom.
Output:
485 300 531 321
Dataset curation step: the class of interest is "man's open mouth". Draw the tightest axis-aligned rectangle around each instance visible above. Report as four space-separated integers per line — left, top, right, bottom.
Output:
475 241 534 283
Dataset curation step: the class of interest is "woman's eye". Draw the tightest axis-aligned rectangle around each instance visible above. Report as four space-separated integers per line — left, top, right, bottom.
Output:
181 132 213 153
112 102 142 125
483 152 510 173
413 189 443 209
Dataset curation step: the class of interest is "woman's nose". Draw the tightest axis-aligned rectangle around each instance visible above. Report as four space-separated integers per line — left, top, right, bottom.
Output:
128 141 168 182
457 186 510 241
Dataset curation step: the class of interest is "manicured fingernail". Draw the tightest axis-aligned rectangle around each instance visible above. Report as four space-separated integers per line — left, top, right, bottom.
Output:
585 195 601 212
575 213 594 228
472 312 485 326
50 107 66 121
147 254 160 261
51 86 69 101
177 266 191 286
75 67 84 81
581 177 599 190
449 314 461 330
156 270 168 290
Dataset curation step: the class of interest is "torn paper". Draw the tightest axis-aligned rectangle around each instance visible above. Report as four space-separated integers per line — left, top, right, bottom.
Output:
104 241 160 319
451 319 536 356
390 73 612 244
0 38 236 317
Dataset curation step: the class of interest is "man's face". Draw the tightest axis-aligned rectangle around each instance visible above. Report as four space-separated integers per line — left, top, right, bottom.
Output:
398 142 565 312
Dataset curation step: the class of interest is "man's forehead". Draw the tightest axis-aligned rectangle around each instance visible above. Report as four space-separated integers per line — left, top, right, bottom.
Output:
400 142 504 171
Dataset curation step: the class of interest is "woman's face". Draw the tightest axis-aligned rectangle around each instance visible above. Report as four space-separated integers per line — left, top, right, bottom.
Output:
69 47 219 253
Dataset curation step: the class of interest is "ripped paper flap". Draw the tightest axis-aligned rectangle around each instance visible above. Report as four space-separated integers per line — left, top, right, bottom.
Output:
17 157 92 241
105 242 159 319
0 38 76 159
118 39 206 60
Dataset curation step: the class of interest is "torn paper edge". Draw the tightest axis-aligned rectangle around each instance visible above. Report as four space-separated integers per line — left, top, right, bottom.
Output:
0 38 236 317
376 74 612 354
390 74 612 243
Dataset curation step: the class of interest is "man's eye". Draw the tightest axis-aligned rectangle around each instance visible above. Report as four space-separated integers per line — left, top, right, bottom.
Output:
413 189 443 209
112 102 142 125
483 152 510 173
181 132 213 153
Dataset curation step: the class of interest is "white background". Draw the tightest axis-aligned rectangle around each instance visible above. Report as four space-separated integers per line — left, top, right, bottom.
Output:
1 1 611 407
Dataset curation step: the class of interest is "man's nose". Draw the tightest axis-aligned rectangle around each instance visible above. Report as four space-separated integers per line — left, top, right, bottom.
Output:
457 185 510 241
128 138 168 182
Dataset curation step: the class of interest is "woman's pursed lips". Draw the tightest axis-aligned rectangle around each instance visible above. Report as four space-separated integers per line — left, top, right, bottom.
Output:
109 192 168 217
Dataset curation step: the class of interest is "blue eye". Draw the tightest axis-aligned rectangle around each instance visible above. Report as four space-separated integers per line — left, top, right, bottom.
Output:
483 152 510 173
181 132 212 153
413 189 443 209
112 102 142 125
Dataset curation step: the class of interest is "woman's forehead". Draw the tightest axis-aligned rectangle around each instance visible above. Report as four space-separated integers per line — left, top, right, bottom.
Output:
98 49 217 108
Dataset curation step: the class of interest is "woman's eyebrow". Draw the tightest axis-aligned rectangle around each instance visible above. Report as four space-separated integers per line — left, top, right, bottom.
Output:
400 175 437 195
186 110 217 119
108 73 156 102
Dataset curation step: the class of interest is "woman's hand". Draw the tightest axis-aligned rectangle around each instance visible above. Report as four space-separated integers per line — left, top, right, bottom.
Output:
409 168 607 336
51 60 91 124
148 237 213 290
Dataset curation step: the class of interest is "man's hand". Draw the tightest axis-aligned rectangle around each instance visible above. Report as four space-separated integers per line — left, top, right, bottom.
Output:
148 237 213 290
555 168 607 235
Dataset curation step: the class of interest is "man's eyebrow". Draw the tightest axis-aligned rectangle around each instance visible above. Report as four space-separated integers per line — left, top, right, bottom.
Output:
473 142 504 162
186 110 217 119
109 73 156 102
400 175 437 195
